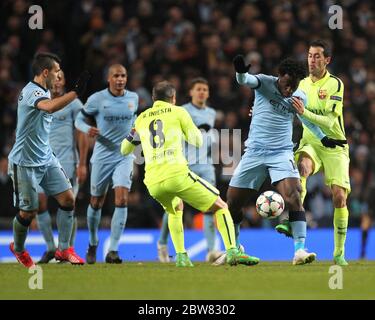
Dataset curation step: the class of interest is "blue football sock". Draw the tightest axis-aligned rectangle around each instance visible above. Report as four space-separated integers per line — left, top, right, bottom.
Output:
36 211 56 252
69 216 77 248
203 213 216 251
289 211 306 252
13 215 30 253
56 208 74 251
158 212 169 245
234 223 241 248
109 206 128 252
87 205 102 246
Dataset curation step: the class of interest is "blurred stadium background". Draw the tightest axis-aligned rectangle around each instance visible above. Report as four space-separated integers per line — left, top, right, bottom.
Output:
0 0 374 261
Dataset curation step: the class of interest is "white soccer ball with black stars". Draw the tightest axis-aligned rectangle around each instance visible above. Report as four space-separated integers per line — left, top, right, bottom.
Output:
256 191 285 219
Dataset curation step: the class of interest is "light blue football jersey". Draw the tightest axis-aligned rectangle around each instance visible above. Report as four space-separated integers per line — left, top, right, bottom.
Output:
183 102 216 165
83 88 138 163
49 98 83 164
238 73 325 150
8 81 53 166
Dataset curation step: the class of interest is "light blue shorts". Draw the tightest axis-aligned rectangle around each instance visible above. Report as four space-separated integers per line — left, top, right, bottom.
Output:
8 157 72 211
36 162 78 196
189 164 216 186
229 148 299 190
90 156 133 196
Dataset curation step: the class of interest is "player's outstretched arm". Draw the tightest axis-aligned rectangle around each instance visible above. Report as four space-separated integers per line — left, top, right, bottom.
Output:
291 91 340 130
233 55 260 88
295 101 347 148
37 91 78 113
37 71 91 113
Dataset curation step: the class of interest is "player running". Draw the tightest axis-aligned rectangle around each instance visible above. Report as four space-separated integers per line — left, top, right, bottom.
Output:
121 81 260 267
36 70 89 264
75 64 138 264
275 40 350 266
8 52 89 267
224 55 345 265
157 77 224 263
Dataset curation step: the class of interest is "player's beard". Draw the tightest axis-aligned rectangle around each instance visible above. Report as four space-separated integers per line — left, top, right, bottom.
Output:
46 76 54 90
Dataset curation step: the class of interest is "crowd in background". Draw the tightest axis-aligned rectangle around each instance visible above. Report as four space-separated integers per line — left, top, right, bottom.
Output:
0 0 374 230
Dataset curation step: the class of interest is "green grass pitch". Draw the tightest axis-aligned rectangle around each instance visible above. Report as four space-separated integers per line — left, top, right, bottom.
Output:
1 261 374 300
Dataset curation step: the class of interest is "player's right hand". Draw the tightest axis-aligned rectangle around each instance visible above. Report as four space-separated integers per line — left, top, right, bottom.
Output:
72 70 91 97
233 55 251 73
88 126 100 137
321 136 347 148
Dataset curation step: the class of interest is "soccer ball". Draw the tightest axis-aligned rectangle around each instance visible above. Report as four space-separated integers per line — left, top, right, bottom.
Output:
256 191 285 219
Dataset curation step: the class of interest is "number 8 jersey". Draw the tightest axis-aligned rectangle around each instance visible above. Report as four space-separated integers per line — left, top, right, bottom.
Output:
122 100 203 186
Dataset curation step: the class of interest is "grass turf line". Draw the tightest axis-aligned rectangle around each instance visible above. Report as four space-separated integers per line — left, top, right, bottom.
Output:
1 261 374 300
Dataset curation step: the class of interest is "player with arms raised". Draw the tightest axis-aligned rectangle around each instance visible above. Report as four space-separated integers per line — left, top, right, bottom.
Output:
225 55 344 265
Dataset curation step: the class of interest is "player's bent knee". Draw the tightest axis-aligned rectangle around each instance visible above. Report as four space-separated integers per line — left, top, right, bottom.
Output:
284 189 303 210
19 210 37 222
333 193 346 208
90 197 104 210
115 199 128 207
209 197 228 212
174 200 183 212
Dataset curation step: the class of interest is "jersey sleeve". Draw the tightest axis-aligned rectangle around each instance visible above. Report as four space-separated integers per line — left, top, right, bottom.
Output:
236 73 261 89
325 76 344 116
83 93 99 116
27 88 50 109
179 108 203 148
297 114 325 140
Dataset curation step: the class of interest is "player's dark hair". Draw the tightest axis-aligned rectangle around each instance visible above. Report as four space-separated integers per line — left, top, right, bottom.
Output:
31 52 61 76
278 58 306 81
152 81 176 102
189 77 209 90
309 39 332 57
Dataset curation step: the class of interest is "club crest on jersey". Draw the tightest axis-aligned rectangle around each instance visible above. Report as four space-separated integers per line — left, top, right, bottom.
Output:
128 102 135 111
318 89 327 99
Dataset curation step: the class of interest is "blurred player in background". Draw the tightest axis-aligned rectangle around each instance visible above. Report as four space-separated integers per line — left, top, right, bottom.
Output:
157 77 223 263
36 70 89 264
121 81 259 267
275 40 350 266
8 52 89 267
226 55 345 265
75 64 138 264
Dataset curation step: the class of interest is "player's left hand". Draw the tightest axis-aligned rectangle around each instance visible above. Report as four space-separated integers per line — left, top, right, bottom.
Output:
321 136 348 148
198 124 211 132
77 164 87 184
73 71 91 97
291 96 304 115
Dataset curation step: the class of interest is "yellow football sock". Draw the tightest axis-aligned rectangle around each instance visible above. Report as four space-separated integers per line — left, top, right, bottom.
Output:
215 208 236 250
334 207 349 257
168 210 185 254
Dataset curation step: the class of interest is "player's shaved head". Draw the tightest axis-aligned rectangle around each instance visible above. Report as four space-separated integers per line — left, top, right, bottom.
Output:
152 81 176 103
108 64 127 77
